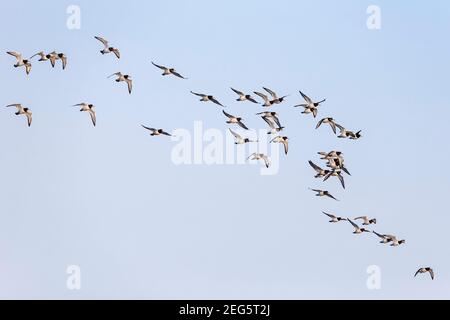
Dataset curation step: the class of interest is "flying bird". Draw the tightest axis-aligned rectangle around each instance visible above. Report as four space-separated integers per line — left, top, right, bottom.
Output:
231 88 258 103
414 267 434 280
354 216 377 226
108 72 133 94
191 91 225 107
95 36 120 59
6 104 32 127
308 161 330 178
347 219 371 234
253 91 273 107
248 153 271 168
222 110 249 130
229 129 257 145
7 51 32 74
310 188 339 201
263 87 288 105
271 136 289 155
323 212 346 223
294 91 326 118
388 235 406 247
142 125 172 137
73 103 96 127
151 61 187 79
336 124 363 140
316 117 338 134
372 231 393 244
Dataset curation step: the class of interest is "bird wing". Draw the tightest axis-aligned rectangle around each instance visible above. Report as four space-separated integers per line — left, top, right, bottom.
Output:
429 269 435 280
171 70 186 79
26 112 32 127
151 61 166 70
229 129 241 139
247 96 258 104
95 36 109 48
126 78 133 94
88 109 96 127
414 269 422 277
354 216 367 221
316 118 325 129
262 155 270 168
60 55 67 70
30 52 43 59
322 212 335 219
338 173 346 189
112 48 121 59
254 91 269 102
210 97 224 107
222 110 234 119
142 125 156 132
6 104 22 110
231 87 244 96
7 51 21 60
308 161 323 173
327 193 339 201
190 91 205 97
108 72 121 78
263 87 278 99
25 63 32 74
299 91 312 103
262 116 277 129
348 219 359 229
282 139 289 155
238 121 249 130
160 130 172 136
372 231 385 239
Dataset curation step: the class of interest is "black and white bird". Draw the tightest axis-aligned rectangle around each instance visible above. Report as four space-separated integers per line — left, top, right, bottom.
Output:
253 91 273 107
347 219 371 234
310 188 339 201
7 51 32 74
95 36 120 59
151 61 187 79
229 129 257 145
6 104 32 127
372 231 393 244
257 111 283 134
248 153 271 168
354 216 377 226
222 110 249 130
73 103 96 127
414 267 434 280
191 91 225 107
271 136 289 155
263 87 288 105
142 125 172 137
294 91 326 118
322 212 347 223
231 88 258 103
108 72 133 94
308 161 330 178
316 117 338 134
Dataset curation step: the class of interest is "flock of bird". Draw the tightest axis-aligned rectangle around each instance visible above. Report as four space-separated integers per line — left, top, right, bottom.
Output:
5 35 434 282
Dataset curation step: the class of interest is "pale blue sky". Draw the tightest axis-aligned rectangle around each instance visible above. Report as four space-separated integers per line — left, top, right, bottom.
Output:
0 0 449 299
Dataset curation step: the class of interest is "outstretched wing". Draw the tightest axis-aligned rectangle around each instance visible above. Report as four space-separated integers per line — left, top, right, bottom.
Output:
151 61 166 70
299 91 312 103
95 36 109 48
231 87 244 96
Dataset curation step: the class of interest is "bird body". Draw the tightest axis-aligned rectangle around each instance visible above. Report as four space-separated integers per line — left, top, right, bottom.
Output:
6 104 32 127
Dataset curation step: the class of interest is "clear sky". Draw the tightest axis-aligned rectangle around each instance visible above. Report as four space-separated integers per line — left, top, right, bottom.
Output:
0 0 449 299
